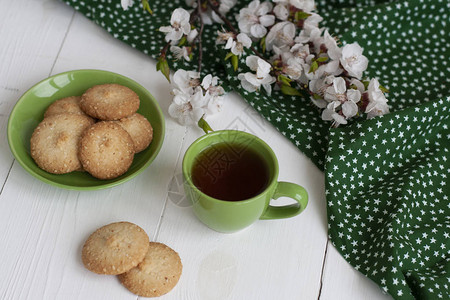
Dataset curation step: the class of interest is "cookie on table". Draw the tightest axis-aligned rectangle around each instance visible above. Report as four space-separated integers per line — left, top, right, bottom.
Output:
82 222 150 275
116 113 153 153
30 113 94 174
78 121 135 180
44 96 90 118
80 84 140 120
118 242 182 297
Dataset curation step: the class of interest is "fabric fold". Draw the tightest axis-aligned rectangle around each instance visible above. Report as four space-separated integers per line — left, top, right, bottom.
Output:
325 97 449 299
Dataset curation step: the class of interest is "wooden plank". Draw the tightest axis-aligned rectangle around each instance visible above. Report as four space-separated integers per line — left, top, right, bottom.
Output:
0 5 182 299
154 93 329 299
0 0 75 186
320 241 392 299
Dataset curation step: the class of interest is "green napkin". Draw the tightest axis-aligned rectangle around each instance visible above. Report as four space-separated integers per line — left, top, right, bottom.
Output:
326 97 449 299
62 0 449 298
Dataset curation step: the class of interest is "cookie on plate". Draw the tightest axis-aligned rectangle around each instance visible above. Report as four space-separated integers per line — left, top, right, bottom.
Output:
78 121 135 180
82 222 150 275
116 113 153 153
44 96 90 118
118 242 182 297
30 113 94 174
80 84 140 120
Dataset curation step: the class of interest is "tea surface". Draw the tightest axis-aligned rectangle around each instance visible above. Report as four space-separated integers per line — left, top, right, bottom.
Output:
191 142 270 201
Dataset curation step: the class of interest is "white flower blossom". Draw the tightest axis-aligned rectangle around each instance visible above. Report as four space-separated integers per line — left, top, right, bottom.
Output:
237 0 275 39
248 55 272 79
365 78 389 118
238 56 276 95
172 69 200 95
224 33 252 56
340 42 368 79
201 74 225 115
290 0 315 12
265 21 296 52
323 77 361 119
218 0 237 15
283 58 303 80
290 43 313 62
201 74 224 96
341 89 361 118
309 75 334 100
295 13 323 45
159 8 191 42
321 101 347 125
324 77 347 102
273 0 315 12
273 3 289 20
204 92 224 115
170 46 191 61
186 0 236 24
168 88 207 125
310 95 328 108
323 30 341 61
324 60 343 77
349 78 365 93
187 29 198 43
201 74 218 90
121 0 134 10
216 31 235 44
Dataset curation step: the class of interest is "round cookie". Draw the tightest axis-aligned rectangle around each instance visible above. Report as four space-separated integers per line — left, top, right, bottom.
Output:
82 222 150 275
79 121 135 179
118 242 182 297
44 96 89 118
30 113 94 174
80 84 140 120
116 113 153 153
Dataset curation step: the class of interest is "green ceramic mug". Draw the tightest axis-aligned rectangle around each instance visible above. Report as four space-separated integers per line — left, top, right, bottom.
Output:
182 130 308 233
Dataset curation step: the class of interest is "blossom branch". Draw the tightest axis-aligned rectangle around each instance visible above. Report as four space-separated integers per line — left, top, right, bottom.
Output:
207 0 264 60
196 0 204 74
154 0 390 129
206 0 237 34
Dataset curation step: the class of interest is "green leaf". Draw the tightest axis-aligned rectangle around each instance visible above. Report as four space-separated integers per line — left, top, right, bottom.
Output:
231 55 239 71
316 56 329 63
141 0 153 14
178 36 187 47
198 117 213 134
312 93 322 100
309 60 319 73
260 36 266 53
280 84 302 96
379 85 390 93
278 75 292 86
295 11 311 21
156 57 170 82
224 52 234 61
362 80 370 89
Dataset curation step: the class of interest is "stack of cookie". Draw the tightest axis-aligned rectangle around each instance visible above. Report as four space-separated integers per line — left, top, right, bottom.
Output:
82 222 182 297
30 84 153 180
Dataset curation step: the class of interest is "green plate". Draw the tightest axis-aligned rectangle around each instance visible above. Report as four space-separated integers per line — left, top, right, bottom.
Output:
7 69 165 190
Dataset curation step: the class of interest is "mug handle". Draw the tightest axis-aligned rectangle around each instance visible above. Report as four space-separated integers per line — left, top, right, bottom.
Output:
260 181 308 220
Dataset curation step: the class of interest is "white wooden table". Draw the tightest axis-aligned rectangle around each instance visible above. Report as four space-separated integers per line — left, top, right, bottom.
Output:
0 1 393 299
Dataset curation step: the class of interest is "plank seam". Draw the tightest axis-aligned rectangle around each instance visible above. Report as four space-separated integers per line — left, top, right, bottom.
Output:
152 125 189 242
49 10 76 76
317 239 330 300
0 160 15 197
